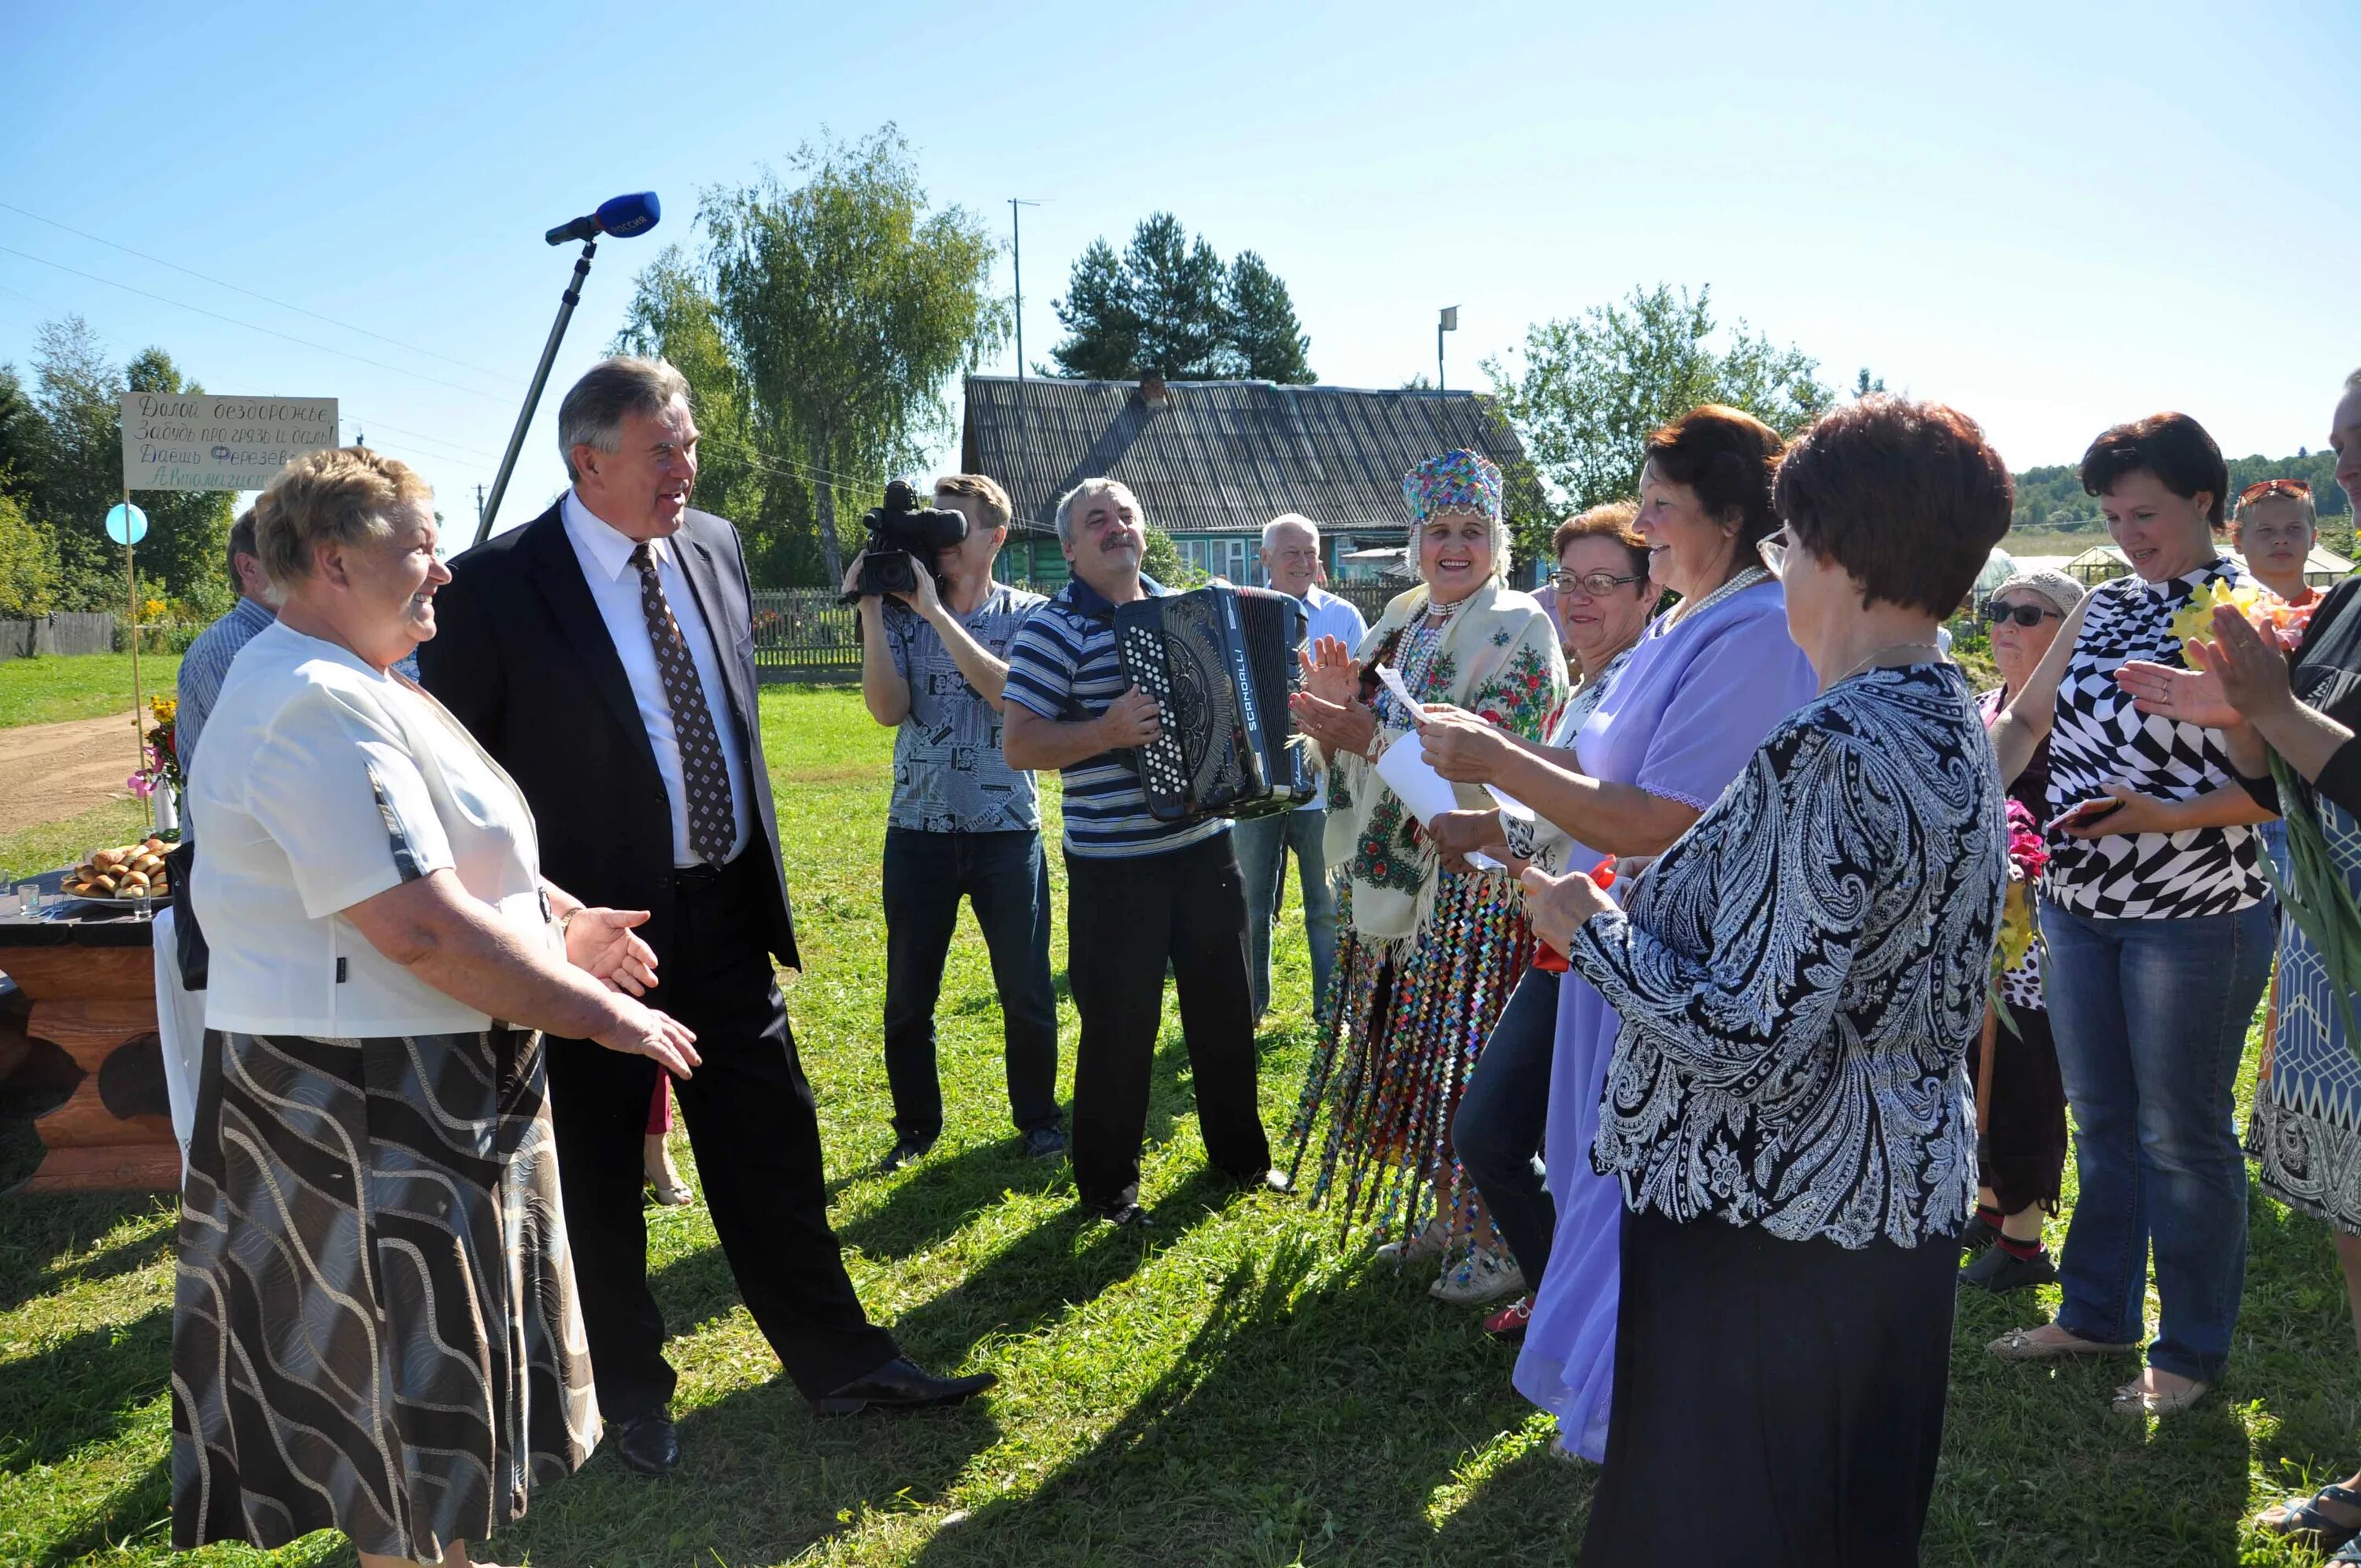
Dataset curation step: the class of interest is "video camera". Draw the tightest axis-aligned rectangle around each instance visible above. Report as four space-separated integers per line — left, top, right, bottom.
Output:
842 479 968 603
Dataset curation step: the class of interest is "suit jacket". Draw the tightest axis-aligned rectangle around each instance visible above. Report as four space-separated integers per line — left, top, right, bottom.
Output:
418 500 800 971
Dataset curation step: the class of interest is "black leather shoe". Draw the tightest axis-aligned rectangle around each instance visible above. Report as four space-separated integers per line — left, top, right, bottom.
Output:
812 1357 998 1417
1960 1244 2058 1294
879 1134 935 1174
1020 1124 1069 1160
614 1409 679 1476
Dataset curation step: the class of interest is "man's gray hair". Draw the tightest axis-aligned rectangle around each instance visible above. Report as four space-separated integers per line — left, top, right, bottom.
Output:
558 356 692 481
1262 512 1319 549
1054 476 1144 545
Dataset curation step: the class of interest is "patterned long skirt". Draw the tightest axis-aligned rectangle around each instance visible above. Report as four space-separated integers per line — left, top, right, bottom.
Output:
2251 795 2361 1235
172 1026 598 1558
1286 870 1535 1249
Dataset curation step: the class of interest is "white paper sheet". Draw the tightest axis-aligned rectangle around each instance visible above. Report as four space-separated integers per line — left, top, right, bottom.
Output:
1373 730 1462 826
1376 662 1418 716
1484 783 1538 822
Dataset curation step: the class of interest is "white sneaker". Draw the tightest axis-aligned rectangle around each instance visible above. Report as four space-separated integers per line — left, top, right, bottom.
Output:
1372 1219 1452 1267
1430 1248 1524 1306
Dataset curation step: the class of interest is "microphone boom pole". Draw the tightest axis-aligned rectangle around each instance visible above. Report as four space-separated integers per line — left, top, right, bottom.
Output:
472 191 660 546
475 238 596 546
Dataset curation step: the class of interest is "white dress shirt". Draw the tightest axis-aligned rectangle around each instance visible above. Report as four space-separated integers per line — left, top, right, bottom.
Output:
562 490 755 866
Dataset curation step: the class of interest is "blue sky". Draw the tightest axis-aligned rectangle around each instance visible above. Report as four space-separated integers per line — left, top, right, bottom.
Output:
2 0 2354 538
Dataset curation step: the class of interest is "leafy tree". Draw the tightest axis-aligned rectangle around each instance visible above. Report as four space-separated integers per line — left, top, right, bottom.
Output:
704 126 1007 584
1050 214 1316 383
0 492 60 617
1482 285 1834 512
611 247 818 582
18 318 235 615
1139 522 1203 588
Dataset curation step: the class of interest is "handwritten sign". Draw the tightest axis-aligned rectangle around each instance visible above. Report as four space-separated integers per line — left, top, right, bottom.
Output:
120 393 338 492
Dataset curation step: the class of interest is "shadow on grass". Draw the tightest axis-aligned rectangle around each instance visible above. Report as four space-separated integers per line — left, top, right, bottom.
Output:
903 1234 1579 1566
25 1453 171 1567
0 1187 174 1317
0 1304 171 1475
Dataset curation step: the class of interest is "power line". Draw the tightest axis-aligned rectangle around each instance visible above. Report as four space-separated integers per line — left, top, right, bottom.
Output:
0 242 515 404
0 200 519 384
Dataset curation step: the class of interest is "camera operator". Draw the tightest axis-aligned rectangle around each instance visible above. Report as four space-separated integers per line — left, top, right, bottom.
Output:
844 474 1065 1171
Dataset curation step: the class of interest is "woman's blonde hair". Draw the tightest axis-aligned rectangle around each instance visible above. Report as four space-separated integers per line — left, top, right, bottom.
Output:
253 446 432 602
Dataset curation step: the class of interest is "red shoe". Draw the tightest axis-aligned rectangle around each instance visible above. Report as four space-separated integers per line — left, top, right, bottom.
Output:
1483 1295 1532 1342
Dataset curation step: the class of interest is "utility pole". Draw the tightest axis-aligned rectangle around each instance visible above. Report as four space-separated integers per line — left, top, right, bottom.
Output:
1010 199 1043 379
1437 306 1458 394
475 484 486 531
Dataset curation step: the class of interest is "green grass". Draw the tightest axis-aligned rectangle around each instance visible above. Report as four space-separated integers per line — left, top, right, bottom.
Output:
0 799 158 889
2 684 2356 1566
0 654 183 730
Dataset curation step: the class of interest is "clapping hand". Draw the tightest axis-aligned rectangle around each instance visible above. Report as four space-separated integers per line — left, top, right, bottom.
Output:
2187 603 2298 723
565 906 660 996
1290 687 1379 758
1300 636 1362 706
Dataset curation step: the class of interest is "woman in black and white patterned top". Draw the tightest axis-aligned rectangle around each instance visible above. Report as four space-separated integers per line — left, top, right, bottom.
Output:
1985 411 2278 1420
1523 397 2011 1566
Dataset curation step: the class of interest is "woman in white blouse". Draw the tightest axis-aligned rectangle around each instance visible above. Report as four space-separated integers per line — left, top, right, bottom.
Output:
175 447 699 1568
1524 397 2012 1565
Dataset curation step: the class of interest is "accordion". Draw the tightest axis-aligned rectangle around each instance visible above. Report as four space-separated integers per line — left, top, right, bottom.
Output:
1114 583 1313 822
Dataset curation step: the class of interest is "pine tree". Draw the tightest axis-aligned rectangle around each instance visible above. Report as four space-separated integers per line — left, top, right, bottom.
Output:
1050 216 1316 382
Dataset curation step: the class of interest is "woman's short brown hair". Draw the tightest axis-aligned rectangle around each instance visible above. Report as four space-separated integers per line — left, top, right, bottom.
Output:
2079 411 2230 529
253 446 432 601
1642 404 1784 551
1775 396 2014 617
1550 500 1649 581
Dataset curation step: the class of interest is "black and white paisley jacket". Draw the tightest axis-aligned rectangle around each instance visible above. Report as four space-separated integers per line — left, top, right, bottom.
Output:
1570 663 2006 1249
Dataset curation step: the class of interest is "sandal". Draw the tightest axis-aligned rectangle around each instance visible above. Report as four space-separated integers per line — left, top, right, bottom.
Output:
2258 1484 2361 1551
1373 1219 1452 1267
2333 1535 2361 1566
1988 1324 2141 1361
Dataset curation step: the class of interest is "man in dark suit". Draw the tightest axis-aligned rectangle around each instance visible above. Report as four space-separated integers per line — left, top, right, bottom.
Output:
419 356 992 1476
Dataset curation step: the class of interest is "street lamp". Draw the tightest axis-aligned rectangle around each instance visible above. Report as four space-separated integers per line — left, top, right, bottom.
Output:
1437 305 1458 393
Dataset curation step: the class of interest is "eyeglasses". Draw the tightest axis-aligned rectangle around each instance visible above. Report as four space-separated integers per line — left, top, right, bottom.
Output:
1549 569 1648 596
1757 532 1791 579
2240 478 2312 505
1983 600 2062 629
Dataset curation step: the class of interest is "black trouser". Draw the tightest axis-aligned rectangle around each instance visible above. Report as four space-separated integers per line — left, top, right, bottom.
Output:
881 825 1062 1142
544 851 899 1419
1064 832 1272 1211
1455 966 1561 1284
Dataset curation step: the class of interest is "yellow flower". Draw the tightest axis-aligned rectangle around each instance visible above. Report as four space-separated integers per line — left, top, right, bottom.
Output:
1993 877 2036 972
2167 579 2266 651
149 695 177 722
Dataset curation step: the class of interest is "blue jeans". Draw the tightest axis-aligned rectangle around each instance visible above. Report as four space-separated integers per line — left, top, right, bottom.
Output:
1232 806 1339 1019
1455 966 1561 1285
881 827 1062 1142
2038 896 2272 1382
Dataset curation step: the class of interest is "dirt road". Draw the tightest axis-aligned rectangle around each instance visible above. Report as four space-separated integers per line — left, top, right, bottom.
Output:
0 712 148 835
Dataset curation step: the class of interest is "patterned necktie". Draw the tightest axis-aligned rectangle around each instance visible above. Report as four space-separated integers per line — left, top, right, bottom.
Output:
630 543 737 865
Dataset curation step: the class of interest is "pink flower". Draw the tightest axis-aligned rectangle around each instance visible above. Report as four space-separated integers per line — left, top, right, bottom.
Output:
127 771 155 799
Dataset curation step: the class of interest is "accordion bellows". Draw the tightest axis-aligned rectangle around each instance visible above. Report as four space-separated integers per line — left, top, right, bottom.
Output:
1116 584 1313 822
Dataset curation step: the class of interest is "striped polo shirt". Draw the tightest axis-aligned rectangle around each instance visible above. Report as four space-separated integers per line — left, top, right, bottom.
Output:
1003 573 1230 860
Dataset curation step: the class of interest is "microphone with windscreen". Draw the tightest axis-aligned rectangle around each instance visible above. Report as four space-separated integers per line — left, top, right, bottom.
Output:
545 191 662 246
475 194 665 544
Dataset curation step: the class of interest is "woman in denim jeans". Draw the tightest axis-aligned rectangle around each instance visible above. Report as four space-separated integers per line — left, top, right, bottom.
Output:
1987 411 2278 1418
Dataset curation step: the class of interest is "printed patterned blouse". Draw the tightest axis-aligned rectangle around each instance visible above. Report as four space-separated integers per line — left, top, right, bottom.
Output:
2041 559 2269 921
1570 663 2006 1249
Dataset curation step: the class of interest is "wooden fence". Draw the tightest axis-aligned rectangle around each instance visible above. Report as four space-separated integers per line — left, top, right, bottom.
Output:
0 613 116 661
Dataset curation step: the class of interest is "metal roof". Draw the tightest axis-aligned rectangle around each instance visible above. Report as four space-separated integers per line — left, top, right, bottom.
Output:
959 374 1531 538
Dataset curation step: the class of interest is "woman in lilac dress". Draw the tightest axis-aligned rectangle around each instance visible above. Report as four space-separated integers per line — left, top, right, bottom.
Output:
1421 407 1817 1460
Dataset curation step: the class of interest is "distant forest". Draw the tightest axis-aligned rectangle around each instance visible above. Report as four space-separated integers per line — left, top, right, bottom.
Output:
2011 448 2349 549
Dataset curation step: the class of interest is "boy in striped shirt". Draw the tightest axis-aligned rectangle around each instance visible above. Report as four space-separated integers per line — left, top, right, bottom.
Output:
1003 478 1282 1227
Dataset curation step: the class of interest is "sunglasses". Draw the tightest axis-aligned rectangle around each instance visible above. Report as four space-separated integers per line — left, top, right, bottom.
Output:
1983 600 2062 629
1550 569 1648 596
1757 532 1791 579
2240 478 2312 505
